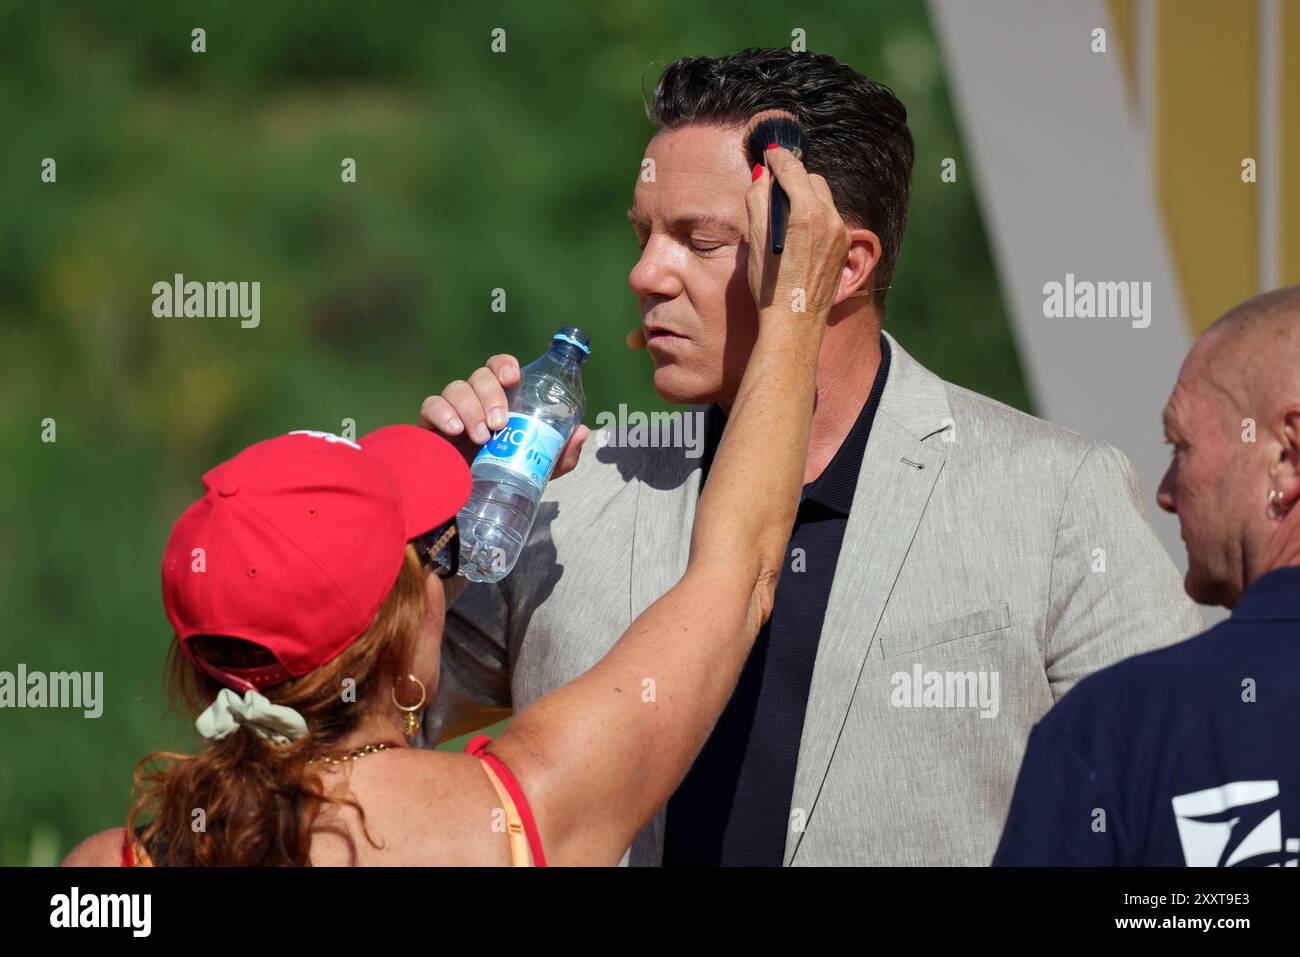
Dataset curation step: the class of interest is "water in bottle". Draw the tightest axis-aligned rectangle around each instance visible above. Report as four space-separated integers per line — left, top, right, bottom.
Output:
456 326 590 582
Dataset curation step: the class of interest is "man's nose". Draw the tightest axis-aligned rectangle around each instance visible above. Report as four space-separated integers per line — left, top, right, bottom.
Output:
628 240 681 301
1156 464 1177 514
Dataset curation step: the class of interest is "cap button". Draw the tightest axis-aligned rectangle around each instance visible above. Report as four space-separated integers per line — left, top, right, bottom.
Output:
217 481 239 497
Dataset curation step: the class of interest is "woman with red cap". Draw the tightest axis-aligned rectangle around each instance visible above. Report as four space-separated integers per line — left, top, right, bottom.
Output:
63 151 849 866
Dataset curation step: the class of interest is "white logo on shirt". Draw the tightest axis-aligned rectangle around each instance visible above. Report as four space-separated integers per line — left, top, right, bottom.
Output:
1171 780 1299 866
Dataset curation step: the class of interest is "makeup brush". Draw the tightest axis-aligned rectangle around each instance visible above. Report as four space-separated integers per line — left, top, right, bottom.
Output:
745 109 810 255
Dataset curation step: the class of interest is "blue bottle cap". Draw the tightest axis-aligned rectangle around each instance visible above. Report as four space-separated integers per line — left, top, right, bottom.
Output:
552 332 591 356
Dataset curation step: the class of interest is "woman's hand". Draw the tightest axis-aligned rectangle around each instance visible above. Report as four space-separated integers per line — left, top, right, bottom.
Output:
418 354 590 477
746 146 853 326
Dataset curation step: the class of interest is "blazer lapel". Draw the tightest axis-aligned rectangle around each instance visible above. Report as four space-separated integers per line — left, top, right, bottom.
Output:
627 404 717 623
783 333 953 865
626 405 716 866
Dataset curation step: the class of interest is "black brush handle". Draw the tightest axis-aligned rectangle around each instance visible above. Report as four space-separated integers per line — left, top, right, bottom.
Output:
749 116 807 256
771 176 789 255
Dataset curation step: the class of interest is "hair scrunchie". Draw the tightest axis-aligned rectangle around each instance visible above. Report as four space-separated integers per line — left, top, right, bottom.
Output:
195 688 308 746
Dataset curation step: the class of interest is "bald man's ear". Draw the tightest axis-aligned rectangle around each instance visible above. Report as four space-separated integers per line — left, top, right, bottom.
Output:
1271 408 1300 510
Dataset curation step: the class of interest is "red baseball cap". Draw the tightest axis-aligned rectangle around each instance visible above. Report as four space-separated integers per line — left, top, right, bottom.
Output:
161 425 471 693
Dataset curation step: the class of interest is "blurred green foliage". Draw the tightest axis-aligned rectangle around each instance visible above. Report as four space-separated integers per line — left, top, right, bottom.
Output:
0 0 1026 865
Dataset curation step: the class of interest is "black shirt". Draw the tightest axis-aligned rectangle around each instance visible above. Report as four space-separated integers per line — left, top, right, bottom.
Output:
994 564 1300 866
663 334 891 866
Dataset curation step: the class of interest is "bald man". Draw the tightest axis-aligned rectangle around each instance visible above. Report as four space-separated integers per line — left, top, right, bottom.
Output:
994 286 1300 867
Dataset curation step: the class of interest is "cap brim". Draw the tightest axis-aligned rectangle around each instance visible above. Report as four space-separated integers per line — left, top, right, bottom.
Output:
360 425 472 539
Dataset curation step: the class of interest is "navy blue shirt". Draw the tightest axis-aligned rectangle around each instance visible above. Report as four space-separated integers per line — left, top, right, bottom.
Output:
663 335 891 867
995 565 1300 866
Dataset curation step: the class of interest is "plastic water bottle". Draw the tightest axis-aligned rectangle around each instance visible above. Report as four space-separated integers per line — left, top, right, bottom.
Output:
456 327 590 582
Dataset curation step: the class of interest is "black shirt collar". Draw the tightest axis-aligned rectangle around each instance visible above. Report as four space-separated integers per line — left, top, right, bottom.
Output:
699 334 891 516
802 334 891 513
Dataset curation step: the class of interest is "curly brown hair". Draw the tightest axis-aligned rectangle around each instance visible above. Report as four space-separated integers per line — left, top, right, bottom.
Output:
126 544 428 866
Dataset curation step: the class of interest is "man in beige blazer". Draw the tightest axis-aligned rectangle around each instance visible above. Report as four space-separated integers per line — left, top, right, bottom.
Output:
419 49 1201 865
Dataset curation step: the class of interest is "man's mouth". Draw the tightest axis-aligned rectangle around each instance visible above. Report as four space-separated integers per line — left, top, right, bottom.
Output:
644 324 688 341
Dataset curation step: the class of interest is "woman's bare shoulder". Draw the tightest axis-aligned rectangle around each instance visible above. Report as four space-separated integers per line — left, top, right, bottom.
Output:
62 828 126 867
377 748 504 827
315 748 512 865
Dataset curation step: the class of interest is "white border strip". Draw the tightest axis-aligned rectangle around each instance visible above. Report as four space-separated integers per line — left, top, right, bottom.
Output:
1139 0 1157 142
1259 0 1280 292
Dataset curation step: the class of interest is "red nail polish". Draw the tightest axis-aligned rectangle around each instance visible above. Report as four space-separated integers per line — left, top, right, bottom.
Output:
752 163 763 182
767 142 780 150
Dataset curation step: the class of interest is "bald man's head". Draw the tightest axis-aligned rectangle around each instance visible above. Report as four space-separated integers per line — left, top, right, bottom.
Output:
1157 285 1300 607
1201 286 1300 419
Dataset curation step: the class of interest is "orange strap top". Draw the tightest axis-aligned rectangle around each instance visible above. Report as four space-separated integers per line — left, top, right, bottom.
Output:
465 734 547 867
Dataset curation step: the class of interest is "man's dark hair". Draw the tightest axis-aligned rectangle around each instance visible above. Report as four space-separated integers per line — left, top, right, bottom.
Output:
649 48 915 304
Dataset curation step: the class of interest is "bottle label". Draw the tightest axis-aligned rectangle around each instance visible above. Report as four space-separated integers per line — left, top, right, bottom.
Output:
473 413 567 490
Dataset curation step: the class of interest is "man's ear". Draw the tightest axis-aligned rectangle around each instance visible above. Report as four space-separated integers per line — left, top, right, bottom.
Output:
1271 407 1300 508
837 227 882 305
439 573 468 611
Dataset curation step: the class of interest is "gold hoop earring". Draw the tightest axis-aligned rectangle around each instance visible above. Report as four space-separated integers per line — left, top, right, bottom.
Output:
1268 488 1294 515
391 674 427 740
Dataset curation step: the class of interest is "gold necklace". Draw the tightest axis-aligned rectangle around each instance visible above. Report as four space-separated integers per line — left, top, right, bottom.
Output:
307 742 402 766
